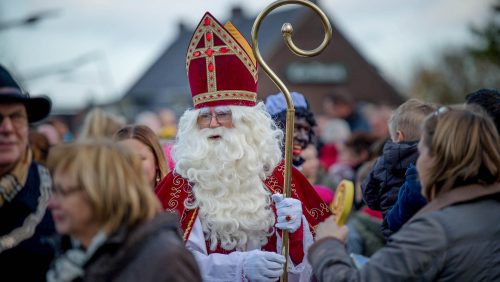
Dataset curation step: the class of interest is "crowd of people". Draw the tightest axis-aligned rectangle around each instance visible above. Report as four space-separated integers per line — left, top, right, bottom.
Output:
1 10 499 282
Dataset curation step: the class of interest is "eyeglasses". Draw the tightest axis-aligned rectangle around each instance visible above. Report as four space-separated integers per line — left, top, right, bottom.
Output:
0 112 28 127
197 111 232 126
51 185 82 198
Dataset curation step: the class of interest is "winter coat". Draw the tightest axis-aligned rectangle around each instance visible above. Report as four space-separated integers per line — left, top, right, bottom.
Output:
309 183 500 282
0 162 56 282
386 164 427 234
49 212 201 282
361 140 418 238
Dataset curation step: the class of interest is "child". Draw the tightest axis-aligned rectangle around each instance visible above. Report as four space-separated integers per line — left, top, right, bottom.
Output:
387 89 500 234
361 99 436 239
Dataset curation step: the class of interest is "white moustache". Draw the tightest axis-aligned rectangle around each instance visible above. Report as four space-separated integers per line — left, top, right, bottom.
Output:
199 127 230 140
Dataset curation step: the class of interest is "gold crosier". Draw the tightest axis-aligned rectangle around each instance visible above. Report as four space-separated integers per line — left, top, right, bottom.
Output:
251 1 332 281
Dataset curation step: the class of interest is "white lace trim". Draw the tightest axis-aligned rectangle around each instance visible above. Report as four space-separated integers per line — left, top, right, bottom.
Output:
276 215 314 282
0 165 52 252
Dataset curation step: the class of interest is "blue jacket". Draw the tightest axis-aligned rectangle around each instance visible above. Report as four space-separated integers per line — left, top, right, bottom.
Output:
386 164 427 234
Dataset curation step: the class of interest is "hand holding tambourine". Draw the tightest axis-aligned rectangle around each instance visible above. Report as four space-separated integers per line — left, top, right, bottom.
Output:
330 179 354 226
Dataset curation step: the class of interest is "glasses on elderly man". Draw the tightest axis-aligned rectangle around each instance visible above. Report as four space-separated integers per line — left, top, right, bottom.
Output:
0 112 28 127
197 111 232 126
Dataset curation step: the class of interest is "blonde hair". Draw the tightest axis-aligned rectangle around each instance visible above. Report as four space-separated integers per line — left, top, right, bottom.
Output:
388 99 437 142
47 139 161 234
114 124 170 184
78 108 126 139
421 107 500 200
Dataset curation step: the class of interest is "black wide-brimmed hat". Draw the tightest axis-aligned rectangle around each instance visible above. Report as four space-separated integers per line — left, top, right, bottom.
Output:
0 64 51 123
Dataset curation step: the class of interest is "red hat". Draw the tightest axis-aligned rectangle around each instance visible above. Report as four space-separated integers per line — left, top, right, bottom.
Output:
186 12 258 109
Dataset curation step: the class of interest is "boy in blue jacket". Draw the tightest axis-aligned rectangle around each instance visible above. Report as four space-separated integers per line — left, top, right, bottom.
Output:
361 99 436 239
387 88 500 234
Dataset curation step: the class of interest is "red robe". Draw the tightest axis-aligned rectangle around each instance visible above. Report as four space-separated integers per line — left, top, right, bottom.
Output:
155 161 331 264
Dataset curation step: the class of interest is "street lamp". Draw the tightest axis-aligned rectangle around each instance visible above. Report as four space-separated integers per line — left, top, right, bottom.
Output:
0 9 58 30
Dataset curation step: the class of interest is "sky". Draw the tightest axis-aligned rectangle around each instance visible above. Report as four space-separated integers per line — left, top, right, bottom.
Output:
0 0 495 112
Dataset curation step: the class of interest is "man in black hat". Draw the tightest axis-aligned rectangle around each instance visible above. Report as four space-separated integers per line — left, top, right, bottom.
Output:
0 64 56 281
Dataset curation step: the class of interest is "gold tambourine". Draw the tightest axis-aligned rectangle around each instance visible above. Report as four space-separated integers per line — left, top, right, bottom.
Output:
330 179 354 226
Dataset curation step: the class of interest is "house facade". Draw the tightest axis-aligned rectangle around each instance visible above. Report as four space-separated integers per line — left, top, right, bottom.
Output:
120 5 404 120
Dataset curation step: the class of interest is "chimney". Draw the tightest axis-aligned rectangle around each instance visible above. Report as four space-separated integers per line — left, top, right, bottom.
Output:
231 6 245 21
178 21 187 34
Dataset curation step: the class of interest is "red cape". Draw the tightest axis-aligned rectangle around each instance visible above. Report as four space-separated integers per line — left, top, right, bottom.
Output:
155 161 331 263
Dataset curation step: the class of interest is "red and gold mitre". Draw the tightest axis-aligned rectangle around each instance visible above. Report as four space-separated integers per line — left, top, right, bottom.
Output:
186 12 258 109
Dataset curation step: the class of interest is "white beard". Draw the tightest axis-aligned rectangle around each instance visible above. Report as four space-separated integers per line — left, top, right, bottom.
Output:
173 103 283 251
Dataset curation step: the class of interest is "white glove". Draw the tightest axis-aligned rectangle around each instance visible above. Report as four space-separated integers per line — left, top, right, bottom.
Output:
243 250 285 281
272 193 303 233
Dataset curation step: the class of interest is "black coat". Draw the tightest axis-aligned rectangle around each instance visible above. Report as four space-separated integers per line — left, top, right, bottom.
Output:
0 162 56 282
361 140 418 238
